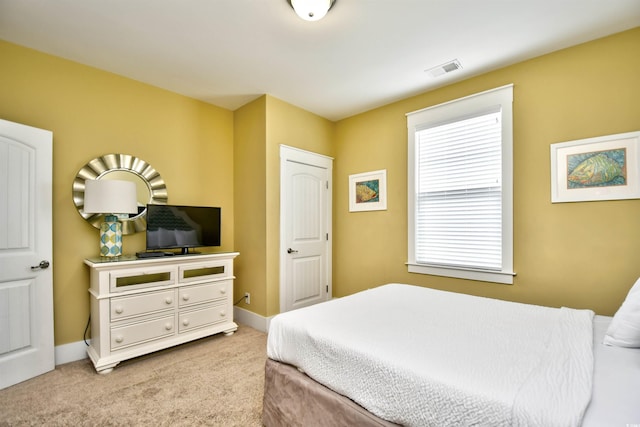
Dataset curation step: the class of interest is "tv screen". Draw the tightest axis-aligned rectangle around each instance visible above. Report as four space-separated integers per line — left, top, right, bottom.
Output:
145 204 221 254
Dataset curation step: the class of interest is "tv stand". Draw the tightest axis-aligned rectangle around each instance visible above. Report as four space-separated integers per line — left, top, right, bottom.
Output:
85 252 239 373
179 247 197 255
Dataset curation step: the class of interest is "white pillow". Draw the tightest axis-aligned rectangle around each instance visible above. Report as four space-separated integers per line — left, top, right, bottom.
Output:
603 277 640 347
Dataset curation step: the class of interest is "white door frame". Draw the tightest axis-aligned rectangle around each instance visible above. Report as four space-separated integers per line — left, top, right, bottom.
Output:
279 145 333 313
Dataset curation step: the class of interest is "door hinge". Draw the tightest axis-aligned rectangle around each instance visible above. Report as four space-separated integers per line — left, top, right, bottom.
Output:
326 233 329 241
326 285 329 293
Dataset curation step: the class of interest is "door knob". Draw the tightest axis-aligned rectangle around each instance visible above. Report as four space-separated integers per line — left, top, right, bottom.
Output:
287 248 298 254
30 260 50 270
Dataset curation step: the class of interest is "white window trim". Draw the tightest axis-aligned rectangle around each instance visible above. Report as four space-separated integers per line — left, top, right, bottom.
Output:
406 84 515 285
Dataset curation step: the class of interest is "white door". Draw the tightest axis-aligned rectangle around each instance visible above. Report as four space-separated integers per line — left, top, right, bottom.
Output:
0 119 54 390
280 145 332 313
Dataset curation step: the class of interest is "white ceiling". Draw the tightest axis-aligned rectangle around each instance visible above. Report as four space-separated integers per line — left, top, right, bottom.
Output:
1 1 639 121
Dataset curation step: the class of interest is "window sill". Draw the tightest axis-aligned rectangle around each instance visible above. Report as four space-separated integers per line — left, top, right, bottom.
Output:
406 263 515 285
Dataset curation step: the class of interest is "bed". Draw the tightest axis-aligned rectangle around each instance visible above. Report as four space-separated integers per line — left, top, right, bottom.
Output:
263 283 640 427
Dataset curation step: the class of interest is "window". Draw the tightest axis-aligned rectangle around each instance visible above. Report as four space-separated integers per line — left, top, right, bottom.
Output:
407 85 514 284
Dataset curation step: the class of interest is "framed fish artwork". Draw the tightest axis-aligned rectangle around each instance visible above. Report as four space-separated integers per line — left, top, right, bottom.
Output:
349 169 387 212
551 130 640 202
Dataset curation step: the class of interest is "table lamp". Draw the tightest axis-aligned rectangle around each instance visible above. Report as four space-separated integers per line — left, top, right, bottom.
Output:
84 179 138 257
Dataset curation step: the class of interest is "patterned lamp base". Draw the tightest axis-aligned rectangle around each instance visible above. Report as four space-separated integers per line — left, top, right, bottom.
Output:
99 215 123 257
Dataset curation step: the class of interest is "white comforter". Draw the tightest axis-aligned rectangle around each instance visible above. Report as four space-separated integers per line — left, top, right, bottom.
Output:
267 284 594 427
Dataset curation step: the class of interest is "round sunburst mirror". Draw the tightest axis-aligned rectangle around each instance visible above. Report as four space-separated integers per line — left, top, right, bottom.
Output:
72 153 168 234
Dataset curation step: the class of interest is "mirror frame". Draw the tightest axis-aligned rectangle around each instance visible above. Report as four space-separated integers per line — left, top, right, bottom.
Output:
72 153 168 234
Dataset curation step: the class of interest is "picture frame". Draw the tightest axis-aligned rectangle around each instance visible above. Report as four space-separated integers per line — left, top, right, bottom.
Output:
550 131 640 203
349 169 387 212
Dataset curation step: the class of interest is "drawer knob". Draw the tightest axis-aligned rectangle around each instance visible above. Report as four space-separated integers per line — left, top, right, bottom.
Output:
220 288 226 294
220 310 226 317
114 306 124 314
165 323 173 331
115 335 124 343
165 297 173 305
182 294 190 301
182 319 190 327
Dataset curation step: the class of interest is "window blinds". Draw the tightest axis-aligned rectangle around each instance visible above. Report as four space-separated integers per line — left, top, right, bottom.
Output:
415 110 502 270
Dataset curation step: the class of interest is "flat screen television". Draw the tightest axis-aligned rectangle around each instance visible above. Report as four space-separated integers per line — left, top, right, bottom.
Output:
145 204 221 255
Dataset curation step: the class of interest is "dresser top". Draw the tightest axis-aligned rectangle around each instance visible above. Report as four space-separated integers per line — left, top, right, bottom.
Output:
85 251 239 268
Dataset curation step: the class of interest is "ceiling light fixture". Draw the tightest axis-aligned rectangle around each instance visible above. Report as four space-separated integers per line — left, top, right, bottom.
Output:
287 0 337 22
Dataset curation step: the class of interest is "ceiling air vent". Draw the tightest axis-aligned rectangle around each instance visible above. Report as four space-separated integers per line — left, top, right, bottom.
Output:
425 59 462 78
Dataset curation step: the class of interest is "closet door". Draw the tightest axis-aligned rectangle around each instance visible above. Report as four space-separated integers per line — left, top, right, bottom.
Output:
280 146 332 313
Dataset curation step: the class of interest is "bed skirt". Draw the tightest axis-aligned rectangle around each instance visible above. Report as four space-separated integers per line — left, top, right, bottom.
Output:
262 358 399 427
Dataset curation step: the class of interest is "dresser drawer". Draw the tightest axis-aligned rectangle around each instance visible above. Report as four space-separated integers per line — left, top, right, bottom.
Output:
179 259 232 283
111 290 175 321
109 265 175 292
111 315 175 350
178 281 230 307
178 304 229 333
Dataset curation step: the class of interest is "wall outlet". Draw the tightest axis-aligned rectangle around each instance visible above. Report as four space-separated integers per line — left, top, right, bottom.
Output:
244 292 250 305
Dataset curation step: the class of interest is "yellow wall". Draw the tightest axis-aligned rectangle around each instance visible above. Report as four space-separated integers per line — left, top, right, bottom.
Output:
233 95 334 317
265 96 334 316
1 28 638 348
233 97 268 315
0 40 235 345
334 28 640 315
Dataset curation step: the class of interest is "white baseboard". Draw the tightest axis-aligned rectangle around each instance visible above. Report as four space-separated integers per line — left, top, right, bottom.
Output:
54 309 271 367
55 340 89 366
233 306 273 333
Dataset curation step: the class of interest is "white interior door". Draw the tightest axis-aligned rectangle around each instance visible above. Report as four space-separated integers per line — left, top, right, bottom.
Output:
0 118 54 390
280 145 332 313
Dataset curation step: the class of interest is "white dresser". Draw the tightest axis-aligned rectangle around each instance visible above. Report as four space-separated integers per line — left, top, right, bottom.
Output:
85 252 239 373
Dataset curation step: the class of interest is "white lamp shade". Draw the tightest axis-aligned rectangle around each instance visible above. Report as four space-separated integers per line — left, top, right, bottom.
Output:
84 179 138 214
291 0 332 21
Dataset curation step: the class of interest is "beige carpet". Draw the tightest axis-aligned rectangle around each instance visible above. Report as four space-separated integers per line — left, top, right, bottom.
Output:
0 325 267 426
